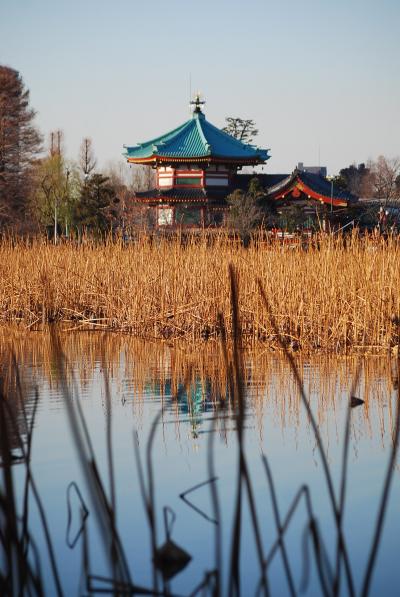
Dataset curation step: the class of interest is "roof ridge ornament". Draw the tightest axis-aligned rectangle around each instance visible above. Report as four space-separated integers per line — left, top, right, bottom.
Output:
190 92 206 116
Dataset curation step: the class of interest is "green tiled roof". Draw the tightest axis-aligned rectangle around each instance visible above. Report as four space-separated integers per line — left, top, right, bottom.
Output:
124 110 270 163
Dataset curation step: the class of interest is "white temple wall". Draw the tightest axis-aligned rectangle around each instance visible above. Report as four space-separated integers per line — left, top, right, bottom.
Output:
157 166 174 187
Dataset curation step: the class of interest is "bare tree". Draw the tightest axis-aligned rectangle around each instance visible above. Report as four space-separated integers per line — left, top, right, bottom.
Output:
129 164 155 192
142 165 155 191
104 161 155 232
50 129 63 157
226 188 263 244
370 156 400 203
79 137 97 178
104 160 131 188
30 130 79 239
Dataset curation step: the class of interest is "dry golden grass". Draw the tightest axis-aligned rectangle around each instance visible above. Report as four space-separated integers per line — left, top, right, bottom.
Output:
1 231 400 352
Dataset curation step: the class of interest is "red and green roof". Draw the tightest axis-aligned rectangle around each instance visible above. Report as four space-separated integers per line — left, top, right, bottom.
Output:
124 104 269 166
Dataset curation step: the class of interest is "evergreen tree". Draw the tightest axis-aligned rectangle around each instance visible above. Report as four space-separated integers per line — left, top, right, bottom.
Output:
74 173 118 235
334 163 372 197
0 65 42 228
222 117 258 143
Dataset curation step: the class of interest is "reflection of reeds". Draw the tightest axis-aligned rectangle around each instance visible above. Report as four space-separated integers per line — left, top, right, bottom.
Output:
1 232 400 351
1 269 399 594
0 326 396 446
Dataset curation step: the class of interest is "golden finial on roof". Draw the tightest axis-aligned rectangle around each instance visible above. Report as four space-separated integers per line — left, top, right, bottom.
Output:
190 92 206 114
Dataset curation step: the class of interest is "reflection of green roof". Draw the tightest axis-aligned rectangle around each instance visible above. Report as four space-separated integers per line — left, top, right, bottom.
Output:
124 109 270 164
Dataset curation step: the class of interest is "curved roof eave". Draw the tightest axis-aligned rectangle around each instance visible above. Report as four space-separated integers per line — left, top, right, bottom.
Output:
267 170 357 203
126 153 270 164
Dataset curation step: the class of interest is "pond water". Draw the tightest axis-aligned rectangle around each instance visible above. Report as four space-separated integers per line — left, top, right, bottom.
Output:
1 329 399 596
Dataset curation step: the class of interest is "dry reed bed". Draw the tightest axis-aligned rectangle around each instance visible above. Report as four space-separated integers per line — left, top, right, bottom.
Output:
1 233 400 352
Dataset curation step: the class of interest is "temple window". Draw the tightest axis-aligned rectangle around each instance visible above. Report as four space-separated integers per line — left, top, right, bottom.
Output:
175 177 202 186
174 168 203 187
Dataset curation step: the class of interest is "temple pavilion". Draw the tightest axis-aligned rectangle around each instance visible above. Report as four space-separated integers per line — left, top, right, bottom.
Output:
124 96 270 227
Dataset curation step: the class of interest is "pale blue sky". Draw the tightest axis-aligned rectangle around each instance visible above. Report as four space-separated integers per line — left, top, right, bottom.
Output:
1 0 399 174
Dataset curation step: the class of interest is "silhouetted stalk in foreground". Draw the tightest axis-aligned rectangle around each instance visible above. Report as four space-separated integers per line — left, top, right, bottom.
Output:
258 279 356 596
334 363 362 595
49 331 131 590
261 455 296 597
0 382 64 596
228 266 269 597
361 347 400 596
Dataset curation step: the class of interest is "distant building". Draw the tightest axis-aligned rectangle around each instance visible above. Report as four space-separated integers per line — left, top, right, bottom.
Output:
297 162 327 177
266 168 356 207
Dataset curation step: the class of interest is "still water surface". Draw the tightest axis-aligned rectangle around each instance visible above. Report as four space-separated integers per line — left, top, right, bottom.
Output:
1 330 399 596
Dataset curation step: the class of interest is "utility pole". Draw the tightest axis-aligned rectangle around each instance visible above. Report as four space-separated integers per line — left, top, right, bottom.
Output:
65 168 70 238
54 197 58 244
326 175 334 214
53 130 63 245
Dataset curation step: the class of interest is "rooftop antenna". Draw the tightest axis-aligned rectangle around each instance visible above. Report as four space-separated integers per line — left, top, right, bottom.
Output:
189 73 192 115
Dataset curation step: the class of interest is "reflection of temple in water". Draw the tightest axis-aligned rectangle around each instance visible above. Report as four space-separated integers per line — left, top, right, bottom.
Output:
149 377 215 438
